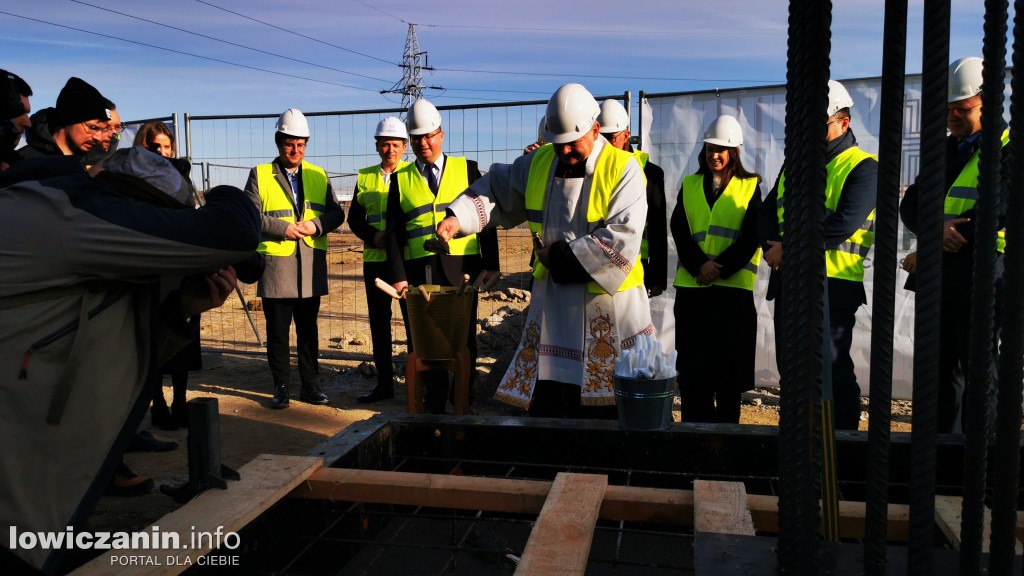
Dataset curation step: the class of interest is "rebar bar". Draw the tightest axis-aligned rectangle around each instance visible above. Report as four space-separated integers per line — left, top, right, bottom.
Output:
960 0 1008 571
987 2 1024 572
776 0 831 573
907 1 950 573
864 1 908 572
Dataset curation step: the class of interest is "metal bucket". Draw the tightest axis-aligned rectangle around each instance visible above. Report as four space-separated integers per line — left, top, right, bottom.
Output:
612 376 677 431
406 287 473 366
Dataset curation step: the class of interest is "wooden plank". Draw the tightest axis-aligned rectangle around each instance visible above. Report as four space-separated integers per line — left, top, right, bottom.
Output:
515 472 607 576
746 494 911 541
294 468 919 540
291 467 695 524
694 480 755 536
935 495 965 551
935 495 1023 555
601 484 693 525
291 467 552 511
71 454 322 576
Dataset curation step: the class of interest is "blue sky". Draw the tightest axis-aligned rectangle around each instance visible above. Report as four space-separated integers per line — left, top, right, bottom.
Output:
0 0 1001 122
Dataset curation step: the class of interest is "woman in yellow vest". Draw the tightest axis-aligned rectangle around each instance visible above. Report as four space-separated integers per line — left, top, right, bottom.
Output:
672 115 762 423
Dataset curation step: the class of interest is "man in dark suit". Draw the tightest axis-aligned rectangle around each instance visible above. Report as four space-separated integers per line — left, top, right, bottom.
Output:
758 80 878 431
899 57 1008 433
245 108 345 409
382 98 499 413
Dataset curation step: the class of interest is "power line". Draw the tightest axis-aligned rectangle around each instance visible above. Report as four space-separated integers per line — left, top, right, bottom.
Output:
440 87 551 95
351 0 406 24
418 22 786 36
419 22 913 38
69 0 393 83
434 66 784 84
0 11 382 93
429 93 525 103
194 0 397 66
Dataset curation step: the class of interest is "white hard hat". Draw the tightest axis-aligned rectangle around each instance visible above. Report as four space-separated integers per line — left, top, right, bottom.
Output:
597 99 629 134
276 108 310 138
375 116 408 139
406 98 442 136
827 80 854 117
703 115 743 147
543 83 600 144
537 116 546 143
949 57 984 102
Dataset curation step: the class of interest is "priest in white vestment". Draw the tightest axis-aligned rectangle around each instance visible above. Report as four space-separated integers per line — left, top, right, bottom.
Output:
439 83 653 417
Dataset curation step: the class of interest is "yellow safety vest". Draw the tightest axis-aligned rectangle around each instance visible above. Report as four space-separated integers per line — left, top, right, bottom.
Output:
776 146 877 282
631 149 651 259
674 174 761 291
356 161 409 262
525 143 644 294
396 157 479 260
256 161 329 257
945 129 1010 253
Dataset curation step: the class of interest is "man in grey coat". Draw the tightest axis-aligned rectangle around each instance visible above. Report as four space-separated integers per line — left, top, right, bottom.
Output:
244 108 345 408
0 149 259 572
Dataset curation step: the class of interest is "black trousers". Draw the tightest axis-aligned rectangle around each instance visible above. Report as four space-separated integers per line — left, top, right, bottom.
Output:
773 297 863 431
263 297 322 393
828 304 862 431
399 293 479 414
363 261 396 387
675 286 754 424
938 294 975 434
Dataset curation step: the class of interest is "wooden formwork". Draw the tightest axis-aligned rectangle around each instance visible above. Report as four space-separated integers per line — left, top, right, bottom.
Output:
70 451 1024 576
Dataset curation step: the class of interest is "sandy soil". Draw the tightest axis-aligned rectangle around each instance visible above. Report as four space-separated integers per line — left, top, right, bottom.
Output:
80 228 917 562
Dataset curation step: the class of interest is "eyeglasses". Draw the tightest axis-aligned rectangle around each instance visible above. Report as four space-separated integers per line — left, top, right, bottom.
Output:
947 102 982 118
82 122 125 136
410 129 442 143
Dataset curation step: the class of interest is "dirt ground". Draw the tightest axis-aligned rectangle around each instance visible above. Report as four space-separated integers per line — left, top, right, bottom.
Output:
93 354 910 540
82 229 914 557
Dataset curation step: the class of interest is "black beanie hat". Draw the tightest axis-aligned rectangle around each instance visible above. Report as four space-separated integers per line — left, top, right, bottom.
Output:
55 77 111 128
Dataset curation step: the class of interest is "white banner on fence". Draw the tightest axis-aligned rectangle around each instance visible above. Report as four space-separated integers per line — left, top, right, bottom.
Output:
644 76 943 400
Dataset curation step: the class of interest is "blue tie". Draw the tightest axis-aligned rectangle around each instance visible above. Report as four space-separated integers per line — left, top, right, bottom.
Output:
290 171 300 204
425 163 439 195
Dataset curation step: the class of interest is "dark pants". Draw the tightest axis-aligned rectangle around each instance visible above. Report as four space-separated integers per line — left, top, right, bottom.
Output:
263 297 322 394
772 298 863 431
676 286 754 424
363 261 395 387
828 305 862 431
399 293 479 414
938 295 973 434
529 380 619 420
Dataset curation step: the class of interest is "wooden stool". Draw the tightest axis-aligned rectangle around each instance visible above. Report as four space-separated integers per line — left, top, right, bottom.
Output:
405 349 471 415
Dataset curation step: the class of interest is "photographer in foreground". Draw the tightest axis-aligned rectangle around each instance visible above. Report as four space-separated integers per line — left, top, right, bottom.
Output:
0 147 261 573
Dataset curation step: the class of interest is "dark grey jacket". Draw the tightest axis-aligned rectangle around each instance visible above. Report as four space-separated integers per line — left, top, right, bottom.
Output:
0 160 261 571
244 157 346 299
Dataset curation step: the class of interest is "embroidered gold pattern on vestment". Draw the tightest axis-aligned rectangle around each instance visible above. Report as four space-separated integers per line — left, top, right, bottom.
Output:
501 320 540 396
584 306 616 394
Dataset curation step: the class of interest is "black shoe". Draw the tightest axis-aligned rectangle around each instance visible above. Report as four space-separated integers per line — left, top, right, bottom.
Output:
105 461 155 497
357 385 394 403
127 431 178 453
299 391 329 405
270 386 290 409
